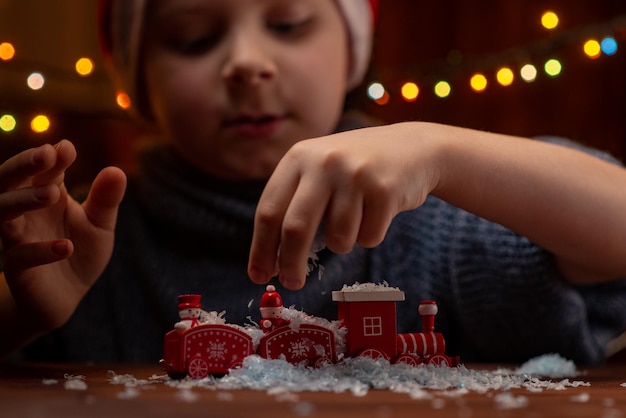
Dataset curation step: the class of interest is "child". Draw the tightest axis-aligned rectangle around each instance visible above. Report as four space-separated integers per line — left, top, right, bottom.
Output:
1 0 626 364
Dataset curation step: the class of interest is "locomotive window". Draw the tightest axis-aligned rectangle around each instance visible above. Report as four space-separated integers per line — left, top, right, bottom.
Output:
363 317 383 336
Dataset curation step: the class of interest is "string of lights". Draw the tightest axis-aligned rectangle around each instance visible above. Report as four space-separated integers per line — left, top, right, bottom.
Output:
0 10 625 135
367 11 626 105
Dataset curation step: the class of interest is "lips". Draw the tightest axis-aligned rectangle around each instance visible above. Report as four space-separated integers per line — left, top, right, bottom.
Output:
224 114 284 138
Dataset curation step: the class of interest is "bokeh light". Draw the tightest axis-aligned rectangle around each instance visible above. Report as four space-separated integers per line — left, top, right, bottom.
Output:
0 114 17 132
496 67 514 86
367 82 390 105
27 72 45 90
0 42 15 61
374 91 390 105
520 64 538 82
541 11 559 29
367 82 386 101
116 91 132 110
30 115 50 133
583 39 601 59
401 82 419 102
434 81 451 98
75 57 95 76
544 59 562 77
470 73 488 92
601 37 618 56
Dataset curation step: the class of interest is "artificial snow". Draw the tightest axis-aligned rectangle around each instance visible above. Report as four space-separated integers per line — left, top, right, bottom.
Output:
63 374 88 391
338 281 400 293
41 352 600 411
157 353 589 397
513 353 577 378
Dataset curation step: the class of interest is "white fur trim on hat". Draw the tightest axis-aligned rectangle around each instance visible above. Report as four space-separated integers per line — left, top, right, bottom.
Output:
335 0 375 90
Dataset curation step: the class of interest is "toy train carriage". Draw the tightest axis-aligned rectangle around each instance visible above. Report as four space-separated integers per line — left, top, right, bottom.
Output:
161 324 254 379
258 323 337 367
332 288 459 367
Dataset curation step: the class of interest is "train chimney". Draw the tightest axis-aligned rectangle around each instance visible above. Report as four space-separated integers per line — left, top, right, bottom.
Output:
418 300 438 333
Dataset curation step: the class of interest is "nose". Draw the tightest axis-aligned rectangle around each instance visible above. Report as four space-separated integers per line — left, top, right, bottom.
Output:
222 30 277 86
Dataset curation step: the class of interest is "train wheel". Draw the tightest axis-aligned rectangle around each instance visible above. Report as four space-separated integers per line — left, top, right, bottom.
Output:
357 348 390 361
188 356 210 379
393 354 422 366
427 354 451 367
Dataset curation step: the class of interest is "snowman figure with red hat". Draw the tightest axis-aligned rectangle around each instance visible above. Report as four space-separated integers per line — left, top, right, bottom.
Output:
260 285 291 333
174 294 204 332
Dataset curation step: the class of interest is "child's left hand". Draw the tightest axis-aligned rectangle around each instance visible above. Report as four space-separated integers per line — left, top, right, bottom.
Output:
248 123 442 290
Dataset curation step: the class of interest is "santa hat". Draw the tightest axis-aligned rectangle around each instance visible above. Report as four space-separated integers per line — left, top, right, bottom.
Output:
97 0 378 119
178 294 202 311
260 285 283 311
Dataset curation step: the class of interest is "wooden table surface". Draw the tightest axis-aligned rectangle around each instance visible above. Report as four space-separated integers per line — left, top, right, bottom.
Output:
1 362 625 418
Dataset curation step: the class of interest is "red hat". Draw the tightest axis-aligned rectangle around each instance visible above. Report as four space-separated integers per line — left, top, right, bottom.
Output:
260 285 283 309
178 294 202 311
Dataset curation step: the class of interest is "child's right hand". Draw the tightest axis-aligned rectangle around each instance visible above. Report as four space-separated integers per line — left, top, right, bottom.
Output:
0 140 126 338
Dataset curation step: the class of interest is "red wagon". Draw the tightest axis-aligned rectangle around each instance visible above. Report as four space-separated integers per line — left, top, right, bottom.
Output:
257 323 337 367
160 324 254 379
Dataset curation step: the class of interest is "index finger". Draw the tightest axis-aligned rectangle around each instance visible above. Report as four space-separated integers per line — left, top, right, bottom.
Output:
248 162 299 285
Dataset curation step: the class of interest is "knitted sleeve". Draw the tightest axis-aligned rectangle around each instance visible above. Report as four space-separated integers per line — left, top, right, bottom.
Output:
453 137 626 364
377 136 626 365
446 202 626 364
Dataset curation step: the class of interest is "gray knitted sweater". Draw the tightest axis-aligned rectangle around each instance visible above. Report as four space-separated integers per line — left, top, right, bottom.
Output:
18 127 626 365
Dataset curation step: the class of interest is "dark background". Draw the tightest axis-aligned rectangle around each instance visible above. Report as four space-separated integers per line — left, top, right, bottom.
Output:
1 0 625 189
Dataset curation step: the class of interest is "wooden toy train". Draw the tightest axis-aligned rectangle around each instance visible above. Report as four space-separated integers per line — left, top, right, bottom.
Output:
160 283 460 379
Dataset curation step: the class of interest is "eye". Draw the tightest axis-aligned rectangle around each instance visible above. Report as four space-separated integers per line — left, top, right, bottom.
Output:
170 34 218 55
268 18 312 37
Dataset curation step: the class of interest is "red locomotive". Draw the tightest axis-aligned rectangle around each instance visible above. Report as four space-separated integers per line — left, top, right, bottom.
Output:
160 283 459 379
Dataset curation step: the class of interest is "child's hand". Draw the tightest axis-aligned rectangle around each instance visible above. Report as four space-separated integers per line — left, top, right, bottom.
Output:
0 140 126 335
248 124 441 290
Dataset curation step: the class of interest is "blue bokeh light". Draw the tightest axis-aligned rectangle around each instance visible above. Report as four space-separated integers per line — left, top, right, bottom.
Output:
600 37 618 56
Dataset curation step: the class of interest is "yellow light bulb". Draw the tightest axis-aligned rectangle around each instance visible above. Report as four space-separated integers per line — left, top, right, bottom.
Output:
583 39 601 59
496 67 514 86
401 82 419 102
470 74 487 92
75 57 95 76
31 115 50 133
541 11 559 30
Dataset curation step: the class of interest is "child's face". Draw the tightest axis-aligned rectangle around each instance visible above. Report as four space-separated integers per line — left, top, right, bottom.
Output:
142 0 350 180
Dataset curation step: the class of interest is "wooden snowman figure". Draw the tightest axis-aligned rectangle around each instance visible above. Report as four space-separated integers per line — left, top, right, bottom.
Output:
174 294 203 332
260 285 290 333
